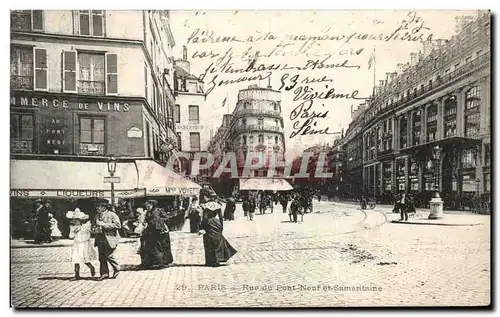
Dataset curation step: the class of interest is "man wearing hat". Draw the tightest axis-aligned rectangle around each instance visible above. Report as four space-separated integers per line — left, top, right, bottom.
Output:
93 199 121 280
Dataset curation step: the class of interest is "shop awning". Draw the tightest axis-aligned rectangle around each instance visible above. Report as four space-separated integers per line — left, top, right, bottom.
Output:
136 160 201 196
10 159 144 198
239 178 293 191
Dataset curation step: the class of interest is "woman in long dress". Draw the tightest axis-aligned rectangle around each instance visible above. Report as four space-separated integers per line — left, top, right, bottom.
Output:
199 201 237 267
140 200 174 269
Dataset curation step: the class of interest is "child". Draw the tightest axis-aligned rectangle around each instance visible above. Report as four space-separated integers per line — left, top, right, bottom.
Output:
67 208 97 280
48 213 62 240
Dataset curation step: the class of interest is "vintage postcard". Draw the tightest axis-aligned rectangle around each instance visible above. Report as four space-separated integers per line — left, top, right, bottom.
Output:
10 9 491 308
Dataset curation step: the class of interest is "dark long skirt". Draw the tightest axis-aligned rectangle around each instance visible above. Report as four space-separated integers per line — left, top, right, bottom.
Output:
189 214 201 233
33 218 52 244
140 232 174 268
203 234 237 266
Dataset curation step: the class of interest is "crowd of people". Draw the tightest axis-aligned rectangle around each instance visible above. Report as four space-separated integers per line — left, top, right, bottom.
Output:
27 188 238 280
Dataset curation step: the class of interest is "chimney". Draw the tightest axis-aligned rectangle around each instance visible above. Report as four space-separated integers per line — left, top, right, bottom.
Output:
379 80 385 87
423 39 433 57
390 72 398 82
386 72 392 84
410 53 418 66
183 45 188 61
397 63 408 73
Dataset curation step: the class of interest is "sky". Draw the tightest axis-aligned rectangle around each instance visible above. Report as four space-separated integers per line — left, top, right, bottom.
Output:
169 10 479 161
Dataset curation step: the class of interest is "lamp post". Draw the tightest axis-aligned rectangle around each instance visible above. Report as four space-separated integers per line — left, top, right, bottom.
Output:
476 178 481 212
107 155 117 211
428 145 443 219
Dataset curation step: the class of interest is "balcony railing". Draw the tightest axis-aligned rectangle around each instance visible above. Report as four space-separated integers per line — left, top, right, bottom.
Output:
367 53 490 123
234 124 283 134
11 139 32 154
235 108 281 117
11 75 33 90
78 80 105 95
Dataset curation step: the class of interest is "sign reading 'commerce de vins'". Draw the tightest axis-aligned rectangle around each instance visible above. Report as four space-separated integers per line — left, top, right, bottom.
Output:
10 96 131 112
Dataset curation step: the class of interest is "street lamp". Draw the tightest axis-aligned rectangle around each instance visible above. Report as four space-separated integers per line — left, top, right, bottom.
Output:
428 145 443 219
107 155 117 211
432 145 442 199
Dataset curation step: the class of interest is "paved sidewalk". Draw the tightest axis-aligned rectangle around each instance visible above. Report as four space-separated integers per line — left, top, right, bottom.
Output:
331 202 489 227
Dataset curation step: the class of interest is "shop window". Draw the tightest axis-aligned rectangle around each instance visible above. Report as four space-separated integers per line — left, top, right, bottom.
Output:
10 10 43 31
10 113 34 154
77 10 104 37
190 132 200 152
78 116 105 156
189 105 199 124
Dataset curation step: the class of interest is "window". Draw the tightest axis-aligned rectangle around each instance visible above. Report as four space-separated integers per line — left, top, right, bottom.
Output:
78 116 105 155
190 132 201 152
62 51 117 95
174 105 180 123
258 134 264 144
485 144 491 166
476 49 483 57
176 132 182 151
258 118 263 126
242 118 247 126
10 10 43 31
461 149 477 168
145 121 151 157
275 136 279 144
275 119 279 127
144 64 149 100
242 136 247 145
444 96 457 117
78 53 105 95
444 119 457 137
465 113 480 137
77 10 104 37
10 113 34 153
189 105 199 124
465 56 472 63
465 86 481 110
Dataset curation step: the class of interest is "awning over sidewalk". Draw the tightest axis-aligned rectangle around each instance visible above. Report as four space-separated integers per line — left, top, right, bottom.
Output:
10 159 143 198
135 160 201 196
239 178 293 191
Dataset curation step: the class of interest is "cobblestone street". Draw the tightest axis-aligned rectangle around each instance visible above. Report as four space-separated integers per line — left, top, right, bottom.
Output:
11 201 490 307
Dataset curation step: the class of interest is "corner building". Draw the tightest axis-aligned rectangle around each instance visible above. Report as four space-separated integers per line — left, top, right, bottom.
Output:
359 12 491 210
10 10 199 239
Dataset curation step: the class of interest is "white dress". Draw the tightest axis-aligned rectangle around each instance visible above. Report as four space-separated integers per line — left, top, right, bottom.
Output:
69 222 97 265
49 218 62 238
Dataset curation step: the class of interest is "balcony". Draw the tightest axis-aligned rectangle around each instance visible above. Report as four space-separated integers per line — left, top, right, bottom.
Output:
11 75 33 90
233 124 284 135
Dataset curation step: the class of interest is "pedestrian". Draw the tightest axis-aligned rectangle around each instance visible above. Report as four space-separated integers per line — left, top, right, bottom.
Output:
48 213 62 240
93 200 121 280
290 196 299 223
223 197 236 221
199 201 237 267
400 193 408 221
67 208 97 280
280 193 289 214
242 197 249 220
188 197 202 233
248 196 256 221
33 199 52 244
140 200 174 269
392 193 401 214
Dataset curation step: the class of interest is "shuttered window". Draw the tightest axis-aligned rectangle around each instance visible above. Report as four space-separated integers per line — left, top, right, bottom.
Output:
11 10 43 31
10 46 47 91
62 51 118 95
34 48 48 90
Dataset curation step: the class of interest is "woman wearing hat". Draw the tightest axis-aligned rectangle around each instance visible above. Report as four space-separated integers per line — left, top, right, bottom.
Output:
199 199 237 267
67 208 97 280
140 200 174 269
